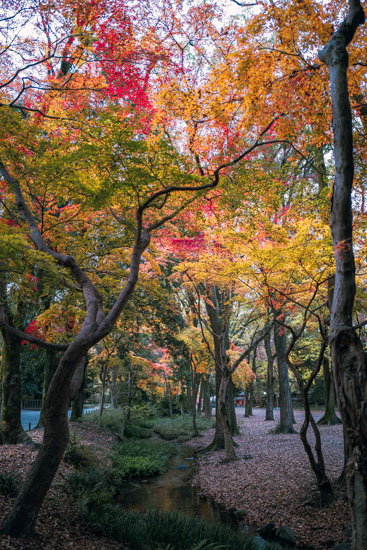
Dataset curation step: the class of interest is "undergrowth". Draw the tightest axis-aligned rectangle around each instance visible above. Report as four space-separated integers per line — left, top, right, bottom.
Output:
153 414 215 441
110 438 177 479
0 471 19 498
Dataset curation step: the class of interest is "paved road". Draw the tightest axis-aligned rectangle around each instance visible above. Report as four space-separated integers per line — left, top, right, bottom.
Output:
21 407 98 430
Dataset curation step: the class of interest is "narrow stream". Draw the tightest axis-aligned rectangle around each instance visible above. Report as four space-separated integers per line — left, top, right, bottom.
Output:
117 445 241 529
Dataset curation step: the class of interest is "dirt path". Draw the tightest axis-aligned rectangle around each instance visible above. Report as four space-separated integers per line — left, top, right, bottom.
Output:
187 407 348 550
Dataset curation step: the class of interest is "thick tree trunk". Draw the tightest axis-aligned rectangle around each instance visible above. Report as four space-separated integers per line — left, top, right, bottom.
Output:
1 346 86 536
244 386 252 417
70 356 87 421
201 375 211 417
219 372 237 461
317 357 341 426
319 4 367 547
1 330 31 444
37 350 59 428
264 329 274 421
273 322 296 433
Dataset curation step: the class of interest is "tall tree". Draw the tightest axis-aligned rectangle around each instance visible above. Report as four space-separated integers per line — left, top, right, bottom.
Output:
318 2 367 548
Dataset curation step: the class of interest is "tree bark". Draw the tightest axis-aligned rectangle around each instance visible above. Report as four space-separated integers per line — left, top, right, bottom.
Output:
264 328 274 421
1 330 31 444
317 356 341 426
273 321 296 433
319 3 367 547
201 375 211 417
70 356 87 421
37 350 59 428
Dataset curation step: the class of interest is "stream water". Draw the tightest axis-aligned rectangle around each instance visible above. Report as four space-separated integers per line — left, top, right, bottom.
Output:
117 445 241 529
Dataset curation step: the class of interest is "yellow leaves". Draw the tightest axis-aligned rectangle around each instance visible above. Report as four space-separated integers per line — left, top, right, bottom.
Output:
143 251 163 276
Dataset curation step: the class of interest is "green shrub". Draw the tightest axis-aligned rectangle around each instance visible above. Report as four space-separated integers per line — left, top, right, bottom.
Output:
110 438 176 479
64 467 115 520
111 455 160 478
0 472 19 498
124 422 152 439
83 408 126 435
63 434 96 469
156 397 181 416
154 415 214 441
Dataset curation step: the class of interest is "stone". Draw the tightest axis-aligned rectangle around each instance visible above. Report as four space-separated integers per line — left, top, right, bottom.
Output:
275 525 296 545
258 522 276 539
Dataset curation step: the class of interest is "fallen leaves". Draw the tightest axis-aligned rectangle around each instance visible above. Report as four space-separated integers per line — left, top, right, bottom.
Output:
187 408 349 550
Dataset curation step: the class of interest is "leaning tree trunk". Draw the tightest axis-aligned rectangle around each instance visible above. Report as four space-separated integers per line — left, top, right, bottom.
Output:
1 330 31 445
319 3 367 547
264 328 274 421
273 321 296 433
1 344 87 536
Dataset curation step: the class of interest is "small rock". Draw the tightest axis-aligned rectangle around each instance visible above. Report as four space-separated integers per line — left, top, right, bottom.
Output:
258 522 276 539
275 525 296 545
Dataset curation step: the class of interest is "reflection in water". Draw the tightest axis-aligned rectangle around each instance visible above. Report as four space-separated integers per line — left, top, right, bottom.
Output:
117 446 238 528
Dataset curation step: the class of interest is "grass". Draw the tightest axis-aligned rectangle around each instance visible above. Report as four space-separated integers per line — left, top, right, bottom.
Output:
74 505 267 550
110 438 177 479
153 414 215 441
82 408 126 436
83 406 155 439
0 471 19 498
63 433 98 469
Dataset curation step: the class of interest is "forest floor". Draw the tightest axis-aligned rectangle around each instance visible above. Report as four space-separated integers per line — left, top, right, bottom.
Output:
187 407 348 550
0 422 127 550
0 409 347 549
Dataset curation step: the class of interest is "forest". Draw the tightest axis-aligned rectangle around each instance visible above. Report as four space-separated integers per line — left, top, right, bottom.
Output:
0 0 367 549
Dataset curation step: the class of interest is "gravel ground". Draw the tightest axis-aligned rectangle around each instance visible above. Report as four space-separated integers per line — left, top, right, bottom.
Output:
187 407 349 550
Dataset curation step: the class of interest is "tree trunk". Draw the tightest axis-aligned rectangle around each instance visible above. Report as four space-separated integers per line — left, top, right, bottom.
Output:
37 350 59 428
99 365 107 417
244 386 252 417
274 322 296 434
70 356 87 421
317 356 341 426
299 384 333 505
110 364 118 408
1 346 86 536
265 329 274 421
228 377 239 434
219 372 237 461
1 330 31 444
319 4 367 547
190 360 199 436
201 375 211 417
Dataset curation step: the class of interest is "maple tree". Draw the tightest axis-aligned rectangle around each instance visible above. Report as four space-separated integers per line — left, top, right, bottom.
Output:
1 0 367 546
